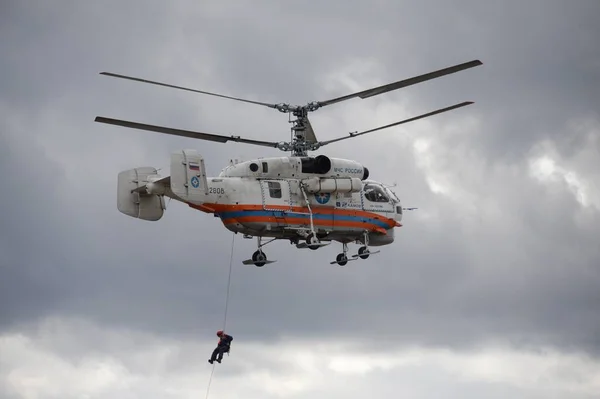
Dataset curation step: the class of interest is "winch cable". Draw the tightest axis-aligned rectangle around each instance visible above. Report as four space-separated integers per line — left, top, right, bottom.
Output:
205 232 236 399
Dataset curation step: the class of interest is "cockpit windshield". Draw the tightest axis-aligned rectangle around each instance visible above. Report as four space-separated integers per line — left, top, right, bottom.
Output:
386 186 400 203
364 183 390 203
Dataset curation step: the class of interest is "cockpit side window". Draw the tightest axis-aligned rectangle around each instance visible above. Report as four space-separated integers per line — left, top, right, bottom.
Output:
364 184 390 203
386 186 400 203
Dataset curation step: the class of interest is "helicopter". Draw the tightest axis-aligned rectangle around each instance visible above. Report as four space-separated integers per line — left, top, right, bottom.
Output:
95 59 482 266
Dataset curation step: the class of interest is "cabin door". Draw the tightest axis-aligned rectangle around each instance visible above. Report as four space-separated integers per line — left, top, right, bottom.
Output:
260 180 292 212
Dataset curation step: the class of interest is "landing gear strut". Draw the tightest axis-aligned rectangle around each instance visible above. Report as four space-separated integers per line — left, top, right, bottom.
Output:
330 243 355 266
329 231 381 266
242 236 277 267
306 232 320 250
351 230 380 260
357 231 371 259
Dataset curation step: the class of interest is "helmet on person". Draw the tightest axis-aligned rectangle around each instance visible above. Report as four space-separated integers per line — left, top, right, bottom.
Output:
216 330 223 337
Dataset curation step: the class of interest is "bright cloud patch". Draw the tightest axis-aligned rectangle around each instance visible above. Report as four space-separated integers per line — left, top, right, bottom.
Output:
529 145 599 211
2 317 600 399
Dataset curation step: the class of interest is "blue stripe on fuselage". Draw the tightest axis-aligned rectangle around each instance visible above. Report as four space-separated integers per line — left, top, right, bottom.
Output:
218 210 391 229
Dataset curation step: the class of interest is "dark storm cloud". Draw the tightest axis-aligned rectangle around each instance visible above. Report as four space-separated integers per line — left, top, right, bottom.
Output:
2 0 600 362
188 0 600 160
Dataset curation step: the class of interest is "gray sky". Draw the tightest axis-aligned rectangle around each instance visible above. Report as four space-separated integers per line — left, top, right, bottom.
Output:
2 1 600 398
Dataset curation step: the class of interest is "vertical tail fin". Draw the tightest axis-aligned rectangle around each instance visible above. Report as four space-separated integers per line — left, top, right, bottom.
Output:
170 149 208 203
117 167 166 221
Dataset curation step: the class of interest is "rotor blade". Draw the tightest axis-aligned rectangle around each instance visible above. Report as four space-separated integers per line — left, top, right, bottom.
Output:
316 60 482 108
94 116 281 148
100 72 281 110
319 101 474 146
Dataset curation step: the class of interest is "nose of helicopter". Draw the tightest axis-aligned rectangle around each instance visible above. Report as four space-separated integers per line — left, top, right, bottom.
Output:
387 188 403 225
393 203 403 225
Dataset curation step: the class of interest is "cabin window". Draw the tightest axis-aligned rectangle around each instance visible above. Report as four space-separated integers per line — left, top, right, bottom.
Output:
262 162 268 173
268 181 282 198
364 184 389 203
249 163 259 172
396 206 402 215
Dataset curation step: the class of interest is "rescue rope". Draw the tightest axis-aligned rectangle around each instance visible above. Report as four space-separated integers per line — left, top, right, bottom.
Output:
222 232 235 332
205 361 216 399
205 232 236 399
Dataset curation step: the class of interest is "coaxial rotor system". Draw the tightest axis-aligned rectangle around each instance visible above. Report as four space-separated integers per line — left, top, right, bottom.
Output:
95 59 482 156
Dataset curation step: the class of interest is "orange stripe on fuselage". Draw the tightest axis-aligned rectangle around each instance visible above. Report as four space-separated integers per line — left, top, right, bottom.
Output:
187 202 399 230
189 202 393 217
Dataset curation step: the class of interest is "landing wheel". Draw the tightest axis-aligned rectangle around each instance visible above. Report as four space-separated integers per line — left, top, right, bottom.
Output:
306 233 320 250
252 250 267 267
336 253 348 266
358 246 370 260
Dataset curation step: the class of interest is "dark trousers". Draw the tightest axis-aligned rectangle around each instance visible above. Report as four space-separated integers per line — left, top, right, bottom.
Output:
210 345 229 361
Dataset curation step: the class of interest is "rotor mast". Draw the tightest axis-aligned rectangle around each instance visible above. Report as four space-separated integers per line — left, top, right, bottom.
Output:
255 101 321 156
290 107 308 156
288 106 317 156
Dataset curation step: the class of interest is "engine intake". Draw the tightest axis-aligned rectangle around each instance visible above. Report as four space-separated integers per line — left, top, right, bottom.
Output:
299 155 368 180
301 155 331 174
362 167 369 180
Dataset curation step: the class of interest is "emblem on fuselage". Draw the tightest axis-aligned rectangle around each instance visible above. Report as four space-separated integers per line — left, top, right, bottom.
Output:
314 193 331 204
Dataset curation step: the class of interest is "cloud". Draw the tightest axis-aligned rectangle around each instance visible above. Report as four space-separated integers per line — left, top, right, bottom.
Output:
2 317 600 399
2 0 600 397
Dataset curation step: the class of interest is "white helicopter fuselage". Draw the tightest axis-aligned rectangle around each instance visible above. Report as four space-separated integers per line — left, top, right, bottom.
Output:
118 150 403 249
100 58 481 266
200 161 402 246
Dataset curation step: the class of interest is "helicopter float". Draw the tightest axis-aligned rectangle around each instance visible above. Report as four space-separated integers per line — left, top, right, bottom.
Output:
95 59 482 266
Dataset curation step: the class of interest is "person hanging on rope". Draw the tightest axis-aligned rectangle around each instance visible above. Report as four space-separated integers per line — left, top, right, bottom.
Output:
208 330 233 364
